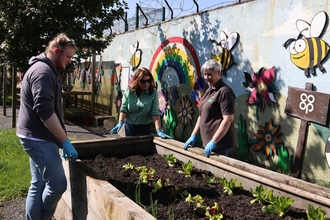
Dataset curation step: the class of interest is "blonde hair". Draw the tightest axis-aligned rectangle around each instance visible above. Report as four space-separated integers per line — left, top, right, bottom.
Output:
129 67 156 94
45 33 77 54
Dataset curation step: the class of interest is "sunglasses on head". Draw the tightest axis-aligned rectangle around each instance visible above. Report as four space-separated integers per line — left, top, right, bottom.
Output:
140 79 151 84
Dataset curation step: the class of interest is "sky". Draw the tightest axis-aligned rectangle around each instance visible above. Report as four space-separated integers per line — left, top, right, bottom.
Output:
123 0 236 19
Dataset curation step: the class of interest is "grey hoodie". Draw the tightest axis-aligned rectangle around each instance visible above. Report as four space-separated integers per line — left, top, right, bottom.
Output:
17 53 65 148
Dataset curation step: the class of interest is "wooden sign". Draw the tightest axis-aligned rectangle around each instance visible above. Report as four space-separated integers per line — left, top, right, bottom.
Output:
285 83 330 178
285 85 329 125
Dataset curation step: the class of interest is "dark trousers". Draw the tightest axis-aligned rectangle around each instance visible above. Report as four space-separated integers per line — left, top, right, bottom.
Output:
124 119 152 136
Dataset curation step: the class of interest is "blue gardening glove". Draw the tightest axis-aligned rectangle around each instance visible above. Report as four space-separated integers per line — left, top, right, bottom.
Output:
157 129 173 139
61 139 78 162
183 135 196 150
110 121 123 134
204 140 216 157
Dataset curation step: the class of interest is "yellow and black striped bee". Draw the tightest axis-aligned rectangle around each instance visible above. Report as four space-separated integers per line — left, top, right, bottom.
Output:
210 31 239 76
283 11 330 76
129 41 142 71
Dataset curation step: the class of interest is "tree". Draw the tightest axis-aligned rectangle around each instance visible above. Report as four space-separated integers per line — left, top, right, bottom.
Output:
0 0 128 72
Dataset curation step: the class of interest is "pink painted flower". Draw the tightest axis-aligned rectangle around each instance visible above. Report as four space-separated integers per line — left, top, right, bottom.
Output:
242 67 277 112
158 90 167 116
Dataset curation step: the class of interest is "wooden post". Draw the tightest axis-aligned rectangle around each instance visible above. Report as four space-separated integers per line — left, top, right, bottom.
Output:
11 66 17 128
2 62 7 116
91 53 96 115
285 83 330 178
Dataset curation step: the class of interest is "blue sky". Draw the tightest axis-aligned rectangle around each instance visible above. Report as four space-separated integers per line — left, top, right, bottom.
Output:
124 0 234 19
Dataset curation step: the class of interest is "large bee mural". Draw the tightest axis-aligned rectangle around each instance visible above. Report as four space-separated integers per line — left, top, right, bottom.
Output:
210 30 239 76
283 11 330 76
129 41 142 72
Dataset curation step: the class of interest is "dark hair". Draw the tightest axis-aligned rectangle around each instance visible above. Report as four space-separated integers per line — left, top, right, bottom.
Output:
129 67 155 94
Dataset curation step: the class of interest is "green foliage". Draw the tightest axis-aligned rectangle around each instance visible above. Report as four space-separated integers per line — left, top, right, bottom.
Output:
218 174 242 195
177 160 193 177
165 106 178 138
123 163 134 170
262 195 294 217
237 114 250 159
0 129 30 202
205 202 224 220
276 143 293 173
0 0 128 71
202 174 217 185
306 204 326 220
250 185 274 204
185 193 207 215
150 193 158 218
163 154 177 167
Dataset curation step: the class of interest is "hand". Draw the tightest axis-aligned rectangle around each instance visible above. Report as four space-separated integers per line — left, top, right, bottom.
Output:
61 139 78 162
110 121 123 134
183 135 196 150
204 140 216 157
157 129 173 139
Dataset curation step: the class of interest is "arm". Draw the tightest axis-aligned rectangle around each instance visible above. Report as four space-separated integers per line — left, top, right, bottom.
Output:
211 114 234 143
183 116 201 149
152 115 161 131
43 113 68 142
191 116 201 136
118 112 127 123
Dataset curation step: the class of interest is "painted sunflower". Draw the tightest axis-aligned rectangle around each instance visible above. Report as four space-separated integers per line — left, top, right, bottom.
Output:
242 67 277 112
250 119 283 159
176 95 194 126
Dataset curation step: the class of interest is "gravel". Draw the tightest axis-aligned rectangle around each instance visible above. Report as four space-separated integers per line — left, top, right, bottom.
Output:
0 105 116 220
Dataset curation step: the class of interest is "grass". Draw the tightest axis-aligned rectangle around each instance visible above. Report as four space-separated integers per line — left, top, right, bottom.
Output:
0 129 30 204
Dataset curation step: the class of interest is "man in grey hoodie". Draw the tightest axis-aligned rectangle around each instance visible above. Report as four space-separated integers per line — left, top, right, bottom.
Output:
17 33 78 220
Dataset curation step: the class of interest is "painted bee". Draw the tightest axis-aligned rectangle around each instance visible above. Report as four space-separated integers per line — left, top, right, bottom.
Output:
210 30 239 76
129 41 142 71
283 11 330 76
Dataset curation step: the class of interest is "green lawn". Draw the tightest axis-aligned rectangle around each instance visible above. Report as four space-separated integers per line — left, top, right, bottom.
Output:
0 129 30 203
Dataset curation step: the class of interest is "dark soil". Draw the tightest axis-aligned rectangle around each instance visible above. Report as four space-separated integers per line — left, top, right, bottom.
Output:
82 153 315 220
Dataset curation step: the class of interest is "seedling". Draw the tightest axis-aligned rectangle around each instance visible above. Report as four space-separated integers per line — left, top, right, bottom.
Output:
262 195 294 217
178 160 194 177
250 184 274 204
163 154 177 167
185 193 207 215
219 174 242 195
205 202 224 220
306 204 326 220
202 174 217 185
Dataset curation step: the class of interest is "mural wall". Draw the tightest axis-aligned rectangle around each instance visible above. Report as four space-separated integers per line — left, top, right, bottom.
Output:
75 0 330 183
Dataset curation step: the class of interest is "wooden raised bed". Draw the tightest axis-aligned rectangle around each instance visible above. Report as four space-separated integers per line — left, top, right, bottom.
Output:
55 135 330 219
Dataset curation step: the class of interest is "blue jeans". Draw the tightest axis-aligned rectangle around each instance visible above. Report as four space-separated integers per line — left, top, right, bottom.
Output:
124 119 152 136
20 138 67 220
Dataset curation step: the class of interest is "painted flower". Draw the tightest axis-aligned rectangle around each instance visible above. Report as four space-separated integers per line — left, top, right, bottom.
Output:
176 95 194 126
191 77 208 107
242 67 277 112
250 119 283 159
114 92 123 111
169 86 179 106
158 90 167 116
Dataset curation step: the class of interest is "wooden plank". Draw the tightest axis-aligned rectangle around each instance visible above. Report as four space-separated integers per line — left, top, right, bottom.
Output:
285 86 330 125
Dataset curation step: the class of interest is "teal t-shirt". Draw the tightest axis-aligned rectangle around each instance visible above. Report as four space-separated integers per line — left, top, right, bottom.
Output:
120 89 160 125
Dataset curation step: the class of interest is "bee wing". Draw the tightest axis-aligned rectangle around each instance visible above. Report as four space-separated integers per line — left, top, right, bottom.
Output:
130 43 136 54
310 11 327 38
296 20 311 38
219 30 228 48
227 32 239 51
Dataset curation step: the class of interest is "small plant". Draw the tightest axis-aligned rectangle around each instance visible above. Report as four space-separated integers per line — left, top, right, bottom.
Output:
205 202 224 220
163 154 177 167
137 166 156 184
306 204 326 220
250 185 274 204
262 195 294 217
178 160 194 177
123 163 135 170
218 174 242 195
150 193 158 218
202 174 217 185
185 193 207 215
152 175 170 193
